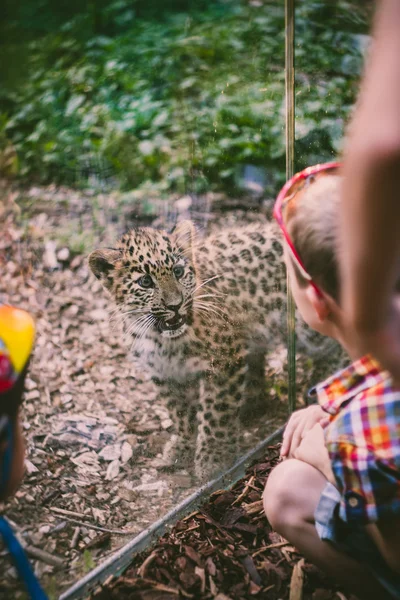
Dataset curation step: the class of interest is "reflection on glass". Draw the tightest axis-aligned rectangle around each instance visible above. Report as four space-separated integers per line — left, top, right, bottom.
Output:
0 0 370 596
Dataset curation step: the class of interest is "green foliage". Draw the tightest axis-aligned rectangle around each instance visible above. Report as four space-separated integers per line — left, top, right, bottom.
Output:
294 2 370 168
83 549 95 573
1 0 370 192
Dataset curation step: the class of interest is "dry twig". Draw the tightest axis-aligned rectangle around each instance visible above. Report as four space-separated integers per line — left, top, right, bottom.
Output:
289 558 305 600
54 515 138 535
232 475 255 505
26 545 64 568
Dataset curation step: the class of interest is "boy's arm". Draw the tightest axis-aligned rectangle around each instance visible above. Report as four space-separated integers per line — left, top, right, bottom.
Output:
340 0 400 379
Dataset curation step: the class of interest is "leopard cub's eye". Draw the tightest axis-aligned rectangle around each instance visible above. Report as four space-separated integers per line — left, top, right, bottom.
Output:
137 274 154 289
173 265 185 279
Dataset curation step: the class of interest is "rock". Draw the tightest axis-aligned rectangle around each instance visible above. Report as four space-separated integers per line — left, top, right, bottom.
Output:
39 525 51 535
57 247 70 262
105 459 121 480
65 304 79 317
70 255 83 270
61 394 73 404
124 480 168 496
24 378 38 391
25 389 40 401
130 422 160 435
71 452 101 473
96 492 110 502
118 486 138 502
92 508 106 524
98 444 121 462
6 261 18 275
120 442 133 464
25 459 39 474
161 418 174 430
43 241 59 270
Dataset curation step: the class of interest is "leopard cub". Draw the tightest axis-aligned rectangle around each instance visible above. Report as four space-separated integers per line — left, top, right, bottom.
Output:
89 220 343 478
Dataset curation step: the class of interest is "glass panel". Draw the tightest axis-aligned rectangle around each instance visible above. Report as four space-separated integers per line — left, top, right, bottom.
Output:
0 1 371 597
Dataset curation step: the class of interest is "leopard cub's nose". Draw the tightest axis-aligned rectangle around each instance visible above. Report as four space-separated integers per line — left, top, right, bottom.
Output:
164 298 183 312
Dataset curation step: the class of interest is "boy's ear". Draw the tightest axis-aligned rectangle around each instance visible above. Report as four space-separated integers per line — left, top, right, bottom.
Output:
88 248 121 289
171 220 195 258
305 285 332 322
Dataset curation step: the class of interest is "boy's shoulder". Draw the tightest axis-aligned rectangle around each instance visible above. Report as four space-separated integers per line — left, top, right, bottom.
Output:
317 355 400 453
316 354 397 416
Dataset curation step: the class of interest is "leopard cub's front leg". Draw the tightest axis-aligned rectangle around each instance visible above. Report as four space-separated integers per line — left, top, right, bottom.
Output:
153 377 200 471
195 357 247 480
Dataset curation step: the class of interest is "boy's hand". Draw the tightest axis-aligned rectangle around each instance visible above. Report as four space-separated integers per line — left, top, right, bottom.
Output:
280 405 330 459
294 423 336 484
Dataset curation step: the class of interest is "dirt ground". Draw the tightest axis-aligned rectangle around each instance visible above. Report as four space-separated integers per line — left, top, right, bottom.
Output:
0 182 291 599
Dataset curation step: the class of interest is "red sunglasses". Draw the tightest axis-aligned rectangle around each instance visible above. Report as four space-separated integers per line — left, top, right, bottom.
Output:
273 161 342 298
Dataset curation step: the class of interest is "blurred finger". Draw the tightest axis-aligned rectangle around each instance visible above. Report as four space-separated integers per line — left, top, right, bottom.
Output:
280 414 300 457
320 416 330 428
288 423 304 458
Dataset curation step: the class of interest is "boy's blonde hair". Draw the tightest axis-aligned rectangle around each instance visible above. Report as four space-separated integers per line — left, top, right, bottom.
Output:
286 173 341 300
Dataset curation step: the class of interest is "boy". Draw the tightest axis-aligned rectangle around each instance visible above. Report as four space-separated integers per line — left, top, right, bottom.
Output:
263 164 400 600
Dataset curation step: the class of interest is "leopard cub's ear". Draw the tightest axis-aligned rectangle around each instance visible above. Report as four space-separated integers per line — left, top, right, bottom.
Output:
171 220 196 258
88 248 121 289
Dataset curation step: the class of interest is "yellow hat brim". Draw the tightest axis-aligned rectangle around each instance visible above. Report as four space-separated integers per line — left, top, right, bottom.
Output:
0 305 35 373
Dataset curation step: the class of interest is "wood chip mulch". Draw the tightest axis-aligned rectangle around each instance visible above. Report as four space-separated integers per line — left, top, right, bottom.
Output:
91 445 353 600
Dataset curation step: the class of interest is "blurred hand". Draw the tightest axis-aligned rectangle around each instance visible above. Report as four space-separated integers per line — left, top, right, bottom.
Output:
280 404 330 459
294 423 335 484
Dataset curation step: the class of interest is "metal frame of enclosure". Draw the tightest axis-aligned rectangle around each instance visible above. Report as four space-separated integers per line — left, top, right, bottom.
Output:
59 1 296 598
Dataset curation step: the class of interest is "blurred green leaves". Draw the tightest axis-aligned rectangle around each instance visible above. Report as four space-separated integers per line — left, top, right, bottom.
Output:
0 0 370 191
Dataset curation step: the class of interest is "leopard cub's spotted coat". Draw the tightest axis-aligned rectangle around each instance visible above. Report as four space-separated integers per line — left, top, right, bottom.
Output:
89 220 343 478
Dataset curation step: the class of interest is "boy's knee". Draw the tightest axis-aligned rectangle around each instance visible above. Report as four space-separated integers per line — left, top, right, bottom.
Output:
263 459 298 532
263 459 324 534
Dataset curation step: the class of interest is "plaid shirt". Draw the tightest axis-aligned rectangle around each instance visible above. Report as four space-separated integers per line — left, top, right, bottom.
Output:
315 355 400 524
